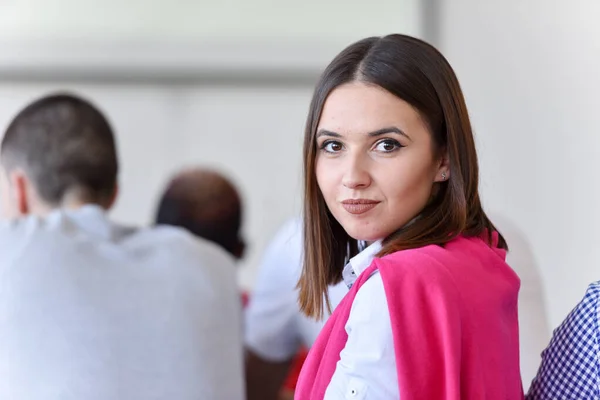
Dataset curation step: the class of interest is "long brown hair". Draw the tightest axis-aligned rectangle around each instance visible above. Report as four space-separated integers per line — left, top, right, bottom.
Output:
299 34 507 319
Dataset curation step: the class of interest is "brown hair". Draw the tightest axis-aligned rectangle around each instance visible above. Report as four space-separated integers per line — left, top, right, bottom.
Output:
155 168 245 259
299 34 507 319
0 93 118 206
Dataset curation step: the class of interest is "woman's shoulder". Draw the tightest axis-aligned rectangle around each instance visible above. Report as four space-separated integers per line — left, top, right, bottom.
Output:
378 234 504 264
373 245 459 296
373 236 511 291
375 241 452 275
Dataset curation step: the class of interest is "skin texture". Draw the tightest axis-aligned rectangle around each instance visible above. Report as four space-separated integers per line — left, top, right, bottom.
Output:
315 82 449 242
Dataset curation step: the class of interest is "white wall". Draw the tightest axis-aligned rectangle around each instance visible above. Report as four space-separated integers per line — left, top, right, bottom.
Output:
0 0 421 42
440 0 600 386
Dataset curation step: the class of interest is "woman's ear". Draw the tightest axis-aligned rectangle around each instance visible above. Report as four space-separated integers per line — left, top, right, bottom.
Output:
434 152 451 183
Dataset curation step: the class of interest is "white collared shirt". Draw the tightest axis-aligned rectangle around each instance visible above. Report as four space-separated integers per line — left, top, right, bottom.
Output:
0 206 244 400
325 240 400 400
245 218 349 361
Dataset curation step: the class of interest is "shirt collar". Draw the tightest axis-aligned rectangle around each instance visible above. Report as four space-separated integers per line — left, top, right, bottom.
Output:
342 240 383 289
48 205 135 240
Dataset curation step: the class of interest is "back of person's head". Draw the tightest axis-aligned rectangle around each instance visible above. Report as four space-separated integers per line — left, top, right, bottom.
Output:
155 168 245 259
299 34 507 318
0 93 118 218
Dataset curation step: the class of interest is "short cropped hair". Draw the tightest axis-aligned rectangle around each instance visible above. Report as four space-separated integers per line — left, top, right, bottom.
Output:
155 169 243 257
0 93 118 205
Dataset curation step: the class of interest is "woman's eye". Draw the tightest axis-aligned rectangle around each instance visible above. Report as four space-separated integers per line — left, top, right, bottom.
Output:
375 139 402 153
321 141 343 153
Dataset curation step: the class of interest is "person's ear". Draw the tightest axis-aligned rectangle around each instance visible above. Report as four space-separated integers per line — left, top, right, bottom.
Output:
434 152 450 183
9 169 30 216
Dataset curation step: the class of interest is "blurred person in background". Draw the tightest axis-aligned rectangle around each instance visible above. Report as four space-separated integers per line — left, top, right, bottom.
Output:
244 218 348 400
155 171 324 399
154 167 249 304
155 167 246 260
0 93 244 400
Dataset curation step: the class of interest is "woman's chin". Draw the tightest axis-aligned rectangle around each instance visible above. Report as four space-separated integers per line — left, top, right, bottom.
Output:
343 225 387 243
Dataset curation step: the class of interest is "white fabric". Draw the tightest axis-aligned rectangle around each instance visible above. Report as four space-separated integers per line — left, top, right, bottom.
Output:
0 206 244 400
341 241 382 289
325 240 400 400
244 218 348 361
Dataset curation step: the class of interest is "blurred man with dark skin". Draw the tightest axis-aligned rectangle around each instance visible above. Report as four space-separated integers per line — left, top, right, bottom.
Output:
155 168 245 260
155 170 318 400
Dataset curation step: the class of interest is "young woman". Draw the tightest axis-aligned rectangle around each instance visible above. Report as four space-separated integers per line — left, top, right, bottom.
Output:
295 34 524 399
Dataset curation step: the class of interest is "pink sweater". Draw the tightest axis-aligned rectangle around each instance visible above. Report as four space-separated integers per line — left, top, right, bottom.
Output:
295 234 524 399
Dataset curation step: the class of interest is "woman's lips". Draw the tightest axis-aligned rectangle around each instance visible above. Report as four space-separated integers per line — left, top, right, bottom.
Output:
340 199 380 215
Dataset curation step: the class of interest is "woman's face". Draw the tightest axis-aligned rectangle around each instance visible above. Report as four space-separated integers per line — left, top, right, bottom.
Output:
315 82 449 242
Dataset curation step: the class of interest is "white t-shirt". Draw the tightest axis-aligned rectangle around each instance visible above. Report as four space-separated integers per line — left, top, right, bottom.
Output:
0 206 244 400
244 218 348 361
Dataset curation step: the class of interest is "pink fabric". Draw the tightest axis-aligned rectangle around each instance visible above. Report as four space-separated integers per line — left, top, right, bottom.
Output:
295 234 524 399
